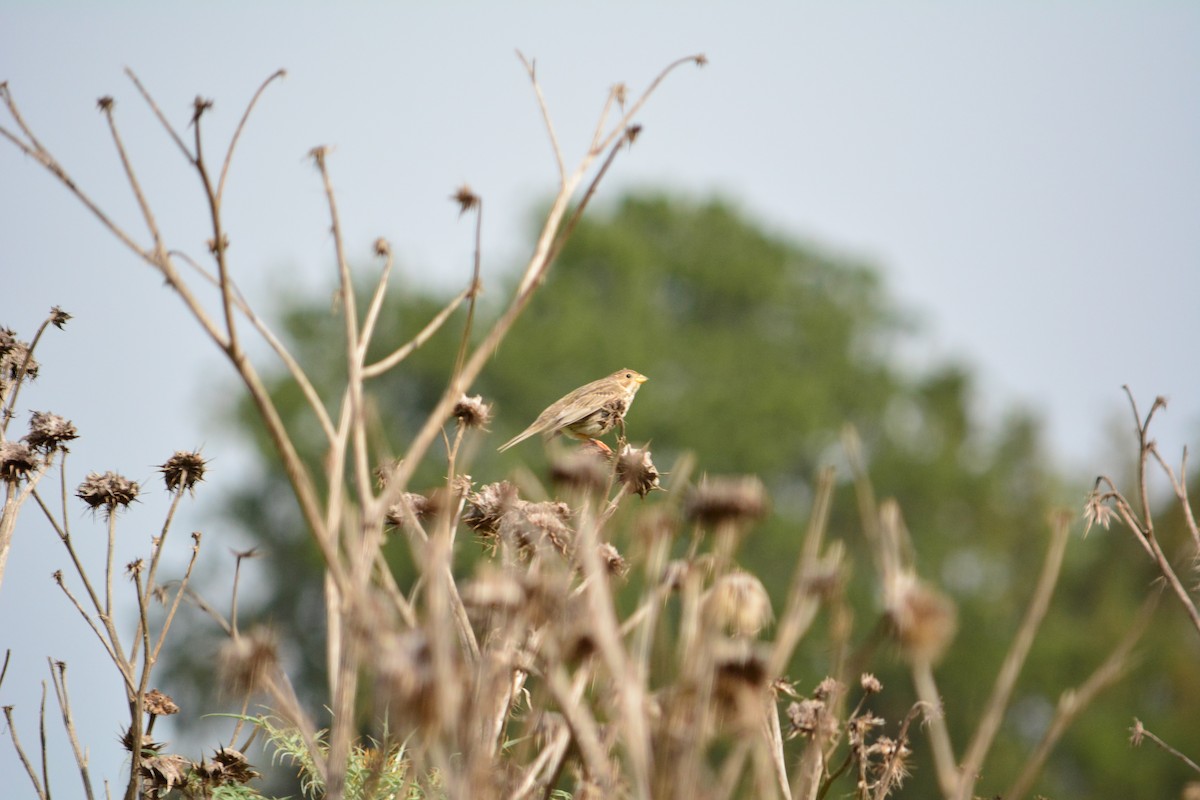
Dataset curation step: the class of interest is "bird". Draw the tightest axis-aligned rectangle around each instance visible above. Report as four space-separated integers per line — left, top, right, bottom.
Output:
498 369 648 452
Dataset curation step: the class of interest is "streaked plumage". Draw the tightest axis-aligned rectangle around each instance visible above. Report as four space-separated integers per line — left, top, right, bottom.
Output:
498 369 648 452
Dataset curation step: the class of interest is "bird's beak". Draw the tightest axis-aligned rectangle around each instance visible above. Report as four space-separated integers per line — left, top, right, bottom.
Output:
636 374 648 384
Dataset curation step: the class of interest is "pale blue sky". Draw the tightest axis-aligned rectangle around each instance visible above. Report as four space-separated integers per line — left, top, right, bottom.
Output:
3 2 1199 789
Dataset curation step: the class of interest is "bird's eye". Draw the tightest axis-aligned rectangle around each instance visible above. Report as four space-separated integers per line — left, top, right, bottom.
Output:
624 372 632 378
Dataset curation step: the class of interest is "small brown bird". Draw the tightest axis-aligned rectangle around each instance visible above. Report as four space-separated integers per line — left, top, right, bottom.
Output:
498 369 648 452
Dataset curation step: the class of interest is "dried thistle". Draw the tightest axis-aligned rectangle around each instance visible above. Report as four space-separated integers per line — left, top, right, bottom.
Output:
617 444 661 497
453 393 493 430
451 183 480 214
0 441 39 481
218 627 279 696
1083 485 1119 535
861 673 883 694
888 578 958 664
703 570 774 636
23 411 78 451
464 480 519 536
0 329 38 384
685 475 767 527
597 541 629 578
500 500 574 557
159 450 207 494
138 752 191 795
76 470 140 514
49 306 72 329
144 689 179 717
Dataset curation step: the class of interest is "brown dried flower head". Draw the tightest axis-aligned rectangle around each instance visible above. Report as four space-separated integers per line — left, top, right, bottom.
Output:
77 471 139 514
1082 486 1118 536
451 183 480 214
0 328 38 386
159 450 207 494
596 541 629 578
375 629 459 729
711 638 771 731
139 753 191 794
464 480 519 536
685 475 768 527
703 570 773 637
24 411 78 451
888 577 958 664
197 747 260 785
218 627 279 696
0 441 39 482
500 500 573 557
453 394 493 430
617 444 660 497
144 688 180 717
49 306 72 329
860 673 883 695
385 491 435 528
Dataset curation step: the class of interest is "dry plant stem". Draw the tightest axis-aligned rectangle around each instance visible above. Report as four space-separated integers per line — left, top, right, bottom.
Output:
381 54 702 502
763 693 792 799
954 512 1071 800
451 202 484 382
2 80 345 590
577 502 652 799
1147 444 1200 552
363 285 472 379
768 467 835 677
0 311 56 430
171 249 336 440
4 705 48 800
1133 720 1200 774
49 660 95 800
910 660 957 798
1005 590 1157 798
545 662 610 787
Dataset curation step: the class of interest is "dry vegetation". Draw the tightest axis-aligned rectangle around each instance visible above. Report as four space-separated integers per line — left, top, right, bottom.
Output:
2 56 1198 800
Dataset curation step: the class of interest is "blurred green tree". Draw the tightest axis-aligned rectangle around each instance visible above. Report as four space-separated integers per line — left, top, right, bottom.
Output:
171 193 1195 797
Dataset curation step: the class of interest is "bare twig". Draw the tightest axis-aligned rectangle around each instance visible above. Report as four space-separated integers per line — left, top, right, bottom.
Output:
954 511 1072 800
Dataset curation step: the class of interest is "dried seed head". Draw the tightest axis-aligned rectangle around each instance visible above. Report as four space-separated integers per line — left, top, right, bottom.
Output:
159 450 207 494
500 500 574 557
374 237 391 257
1082 487 1118 536
0 441 39 482
198 747 260 784
813 677 845 703
597 542 629 578
786 698 829 739
24 411 78 451
703 571 773 637
138 753 191 793
218 627 279 696
76 471 139 514
685 476 767 527
451 183 480 214
0 328 38 386
861 673 883 695
385 491 435 528
96 96 114 111
49 306 72 329
144 689 179 717
617 444 660 498
888 578 957 664
453 394 493 430
120 725 164 754
550 448 609 494
464 481 519 536
711 638 771 731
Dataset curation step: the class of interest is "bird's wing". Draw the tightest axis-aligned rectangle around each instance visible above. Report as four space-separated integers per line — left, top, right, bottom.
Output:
497 379 604 451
